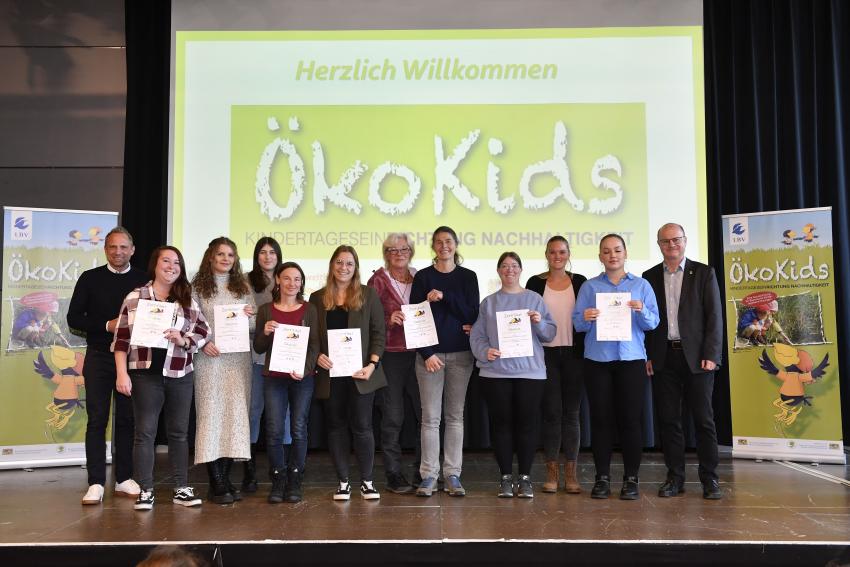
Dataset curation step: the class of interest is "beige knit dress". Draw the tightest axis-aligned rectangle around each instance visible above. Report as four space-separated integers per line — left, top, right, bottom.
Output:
193 274 256 464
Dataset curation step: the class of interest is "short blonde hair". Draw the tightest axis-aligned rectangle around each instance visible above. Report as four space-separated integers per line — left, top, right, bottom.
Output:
382 232 415 269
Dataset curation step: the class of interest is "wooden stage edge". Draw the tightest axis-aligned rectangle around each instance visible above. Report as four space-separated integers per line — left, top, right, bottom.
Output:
1 450 849 566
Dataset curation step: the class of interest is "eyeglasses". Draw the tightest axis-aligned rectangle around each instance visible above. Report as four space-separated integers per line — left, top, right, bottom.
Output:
658 237 685 247
385 247 411 255
499 263 521 271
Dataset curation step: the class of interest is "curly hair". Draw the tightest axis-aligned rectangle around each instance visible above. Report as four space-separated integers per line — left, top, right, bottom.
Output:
191 237 250 299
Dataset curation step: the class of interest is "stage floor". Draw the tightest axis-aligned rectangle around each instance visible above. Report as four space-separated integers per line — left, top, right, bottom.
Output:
2 450 849 565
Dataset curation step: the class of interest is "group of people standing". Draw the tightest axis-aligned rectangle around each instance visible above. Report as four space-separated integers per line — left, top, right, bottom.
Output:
68 221 723 511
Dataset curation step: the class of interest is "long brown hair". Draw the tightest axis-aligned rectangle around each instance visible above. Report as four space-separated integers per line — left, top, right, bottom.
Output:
321 245 364 311
192 237 250 299
248 236 283 293
147 246 192 308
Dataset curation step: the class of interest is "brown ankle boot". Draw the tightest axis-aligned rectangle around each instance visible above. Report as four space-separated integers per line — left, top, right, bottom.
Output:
543 461 559 493
564 460 581 494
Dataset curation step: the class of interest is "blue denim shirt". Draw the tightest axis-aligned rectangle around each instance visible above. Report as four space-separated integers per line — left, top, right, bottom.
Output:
572 272 659 362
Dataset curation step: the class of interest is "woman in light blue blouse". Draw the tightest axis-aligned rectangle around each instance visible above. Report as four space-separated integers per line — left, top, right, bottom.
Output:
471 252 556 498
572 234 659 501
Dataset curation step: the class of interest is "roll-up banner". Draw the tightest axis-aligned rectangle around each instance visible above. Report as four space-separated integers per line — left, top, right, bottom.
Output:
1 207 118 469
722 207 844 464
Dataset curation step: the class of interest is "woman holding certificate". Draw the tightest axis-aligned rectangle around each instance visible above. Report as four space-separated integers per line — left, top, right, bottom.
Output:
191 237 256 505
525 236 587 494
410 226 479 497
572 234 659 500
367 233 421 494
113 246 209 511
253 261 319 504
309 245 387 501
471 252 556 498
245 237 284 493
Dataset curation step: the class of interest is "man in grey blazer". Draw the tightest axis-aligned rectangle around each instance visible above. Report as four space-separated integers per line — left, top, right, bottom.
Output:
643 223 723 500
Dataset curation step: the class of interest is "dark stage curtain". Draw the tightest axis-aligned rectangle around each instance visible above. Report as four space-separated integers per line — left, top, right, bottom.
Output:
705 0 850 444
123 0 850 448
122 0 171 268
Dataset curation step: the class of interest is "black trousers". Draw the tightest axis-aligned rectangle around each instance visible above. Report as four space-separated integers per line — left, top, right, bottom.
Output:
375 351 421 475
541 346 584 461
83 349 134 486
482 377 546 476
325 377 376 482
653 346 719 483
584 359 647 479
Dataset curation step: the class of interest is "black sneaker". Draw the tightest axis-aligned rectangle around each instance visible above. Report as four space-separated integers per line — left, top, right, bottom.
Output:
333 480 351 501
702 479 722 500
172 486 202 507
134 490 154 510
591 476 611 499
386 471 414 494
517 474 534 498
620 476 640 500
360 480 380 500
498 474 514 498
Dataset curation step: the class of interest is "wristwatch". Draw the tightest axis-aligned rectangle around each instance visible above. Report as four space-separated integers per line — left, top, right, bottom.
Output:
367 358 381 368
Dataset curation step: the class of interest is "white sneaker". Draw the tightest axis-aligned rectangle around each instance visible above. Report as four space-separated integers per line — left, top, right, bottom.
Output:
115 478 141 498
134 490 154 511
360 480 380 500
333 480 351 501
82 484 104 505
172 486 202 507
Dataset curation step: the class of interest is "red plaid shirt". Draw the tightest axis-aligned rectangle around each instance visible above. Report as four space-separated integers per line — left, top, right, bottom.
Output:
112 282 209 377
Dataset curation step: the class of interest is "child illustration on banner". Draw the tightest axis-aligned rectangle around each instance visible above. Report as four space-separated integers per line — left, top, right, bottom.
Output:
32 346 87 440
757 343 829 429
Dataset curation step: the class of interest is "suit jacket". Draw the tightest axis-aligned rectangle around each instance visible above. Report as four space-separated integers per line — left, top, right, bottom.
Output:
643 259 723 374
308 285 387 399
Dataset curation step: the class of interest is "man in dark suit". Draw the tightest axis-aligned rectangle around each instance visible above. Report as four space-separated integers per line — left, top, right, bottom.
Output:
643 223 723 500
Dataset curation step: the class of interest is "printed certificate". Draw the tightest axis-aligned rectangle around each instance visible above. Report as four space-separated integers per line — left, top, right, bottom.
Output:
213 304 250 353
401 301 439 349
327 328 363 377
596 292 632 341
496 309 533 359
130 299 177 349
268 324 310 375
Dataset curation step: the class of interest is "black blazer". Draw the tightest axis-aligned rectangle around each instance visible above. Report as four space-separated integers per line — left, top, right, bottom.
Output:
642 259 723 374
525 271 587 356
308 285 387 399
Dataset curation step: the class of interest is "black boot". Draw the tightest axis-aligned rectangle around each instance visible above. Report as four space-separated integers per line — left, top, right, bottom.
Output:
268 469 285 504
284 468 303 503
242 444 258 493
222 458 242 501
207 460 234 505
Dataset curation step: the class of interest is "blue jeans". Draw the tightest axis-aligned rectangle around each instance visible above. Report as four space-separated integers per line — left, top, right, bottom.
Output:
264 374 313 472
252 364 291 445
